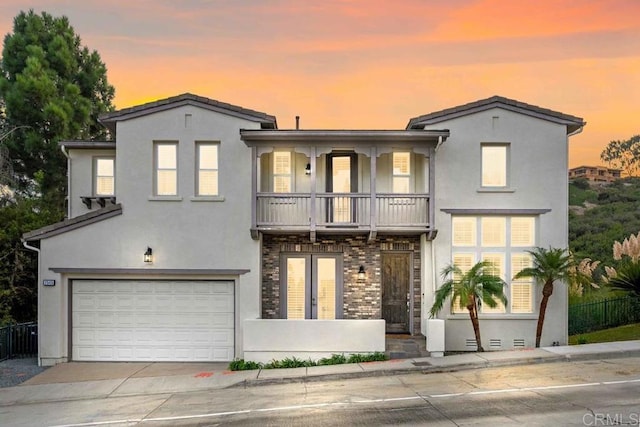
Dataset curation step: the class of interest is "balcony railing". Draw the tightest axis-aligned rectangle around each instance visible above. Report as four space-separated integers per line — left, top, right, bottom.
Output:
255 193 430 236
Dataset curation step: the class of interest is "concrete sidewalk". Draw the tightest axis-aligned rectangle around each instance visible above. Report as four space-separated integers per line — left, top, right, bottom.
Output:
2 340 639 406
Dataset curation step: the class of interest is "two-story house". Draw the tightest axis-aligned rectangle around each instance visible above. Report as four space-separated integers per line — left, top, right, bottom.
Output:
23 94 585 366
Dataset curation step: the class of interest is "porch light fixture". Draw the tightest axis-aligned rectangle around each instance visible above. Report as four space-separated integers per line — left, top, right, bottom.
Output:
358 265 366 281
144 247 153 263
305 163 311 175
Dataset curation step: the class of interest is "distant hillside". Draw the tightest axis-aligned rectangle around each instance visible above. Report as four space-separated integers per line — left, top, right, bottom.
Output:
569 177 640 264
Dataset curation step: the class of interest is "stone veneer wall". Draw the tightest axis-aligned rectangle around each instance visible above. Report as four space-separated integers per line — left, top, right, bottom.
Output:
261 234 422 335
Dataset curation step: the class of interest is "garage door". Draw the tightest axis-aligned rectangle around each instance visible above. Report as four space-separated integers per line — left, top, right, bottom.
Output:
72 280 234 362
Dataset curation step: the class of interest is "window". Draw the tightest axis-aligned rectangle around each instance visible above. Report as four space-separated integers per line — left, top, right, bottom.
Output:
450 216 536 314
94 158 114 196
451 253 474 314
481 253 505 313
481 144 508 187
481 217 506 247
196 143 218 196
511 253 533 313
392 152 410 193
155 142 177 196
273 151 292 193
452 217 476 246
280 254 343 319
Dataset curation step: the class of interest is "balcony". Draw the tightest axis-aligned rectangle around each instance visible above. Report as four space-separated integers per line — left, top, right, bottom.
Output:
254 192 432 240
240 128 450 241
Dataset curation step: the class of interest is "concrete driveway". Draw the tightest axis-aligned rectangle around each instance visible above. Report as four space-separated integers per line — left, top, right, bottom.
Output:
22 361 231 385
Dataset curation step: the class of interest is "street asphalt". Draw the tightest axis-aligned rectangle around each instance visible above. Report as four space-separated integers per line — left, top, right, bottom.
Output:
1 340 639 407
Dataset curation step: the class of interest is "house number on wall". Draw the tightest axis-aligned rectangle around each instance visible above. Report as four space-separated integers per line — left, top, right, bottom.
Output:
42 280 56 286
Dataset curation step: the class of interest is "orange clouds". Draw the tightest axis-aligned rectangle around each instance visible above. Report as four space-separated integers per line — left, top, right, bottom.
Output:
0 0 639 167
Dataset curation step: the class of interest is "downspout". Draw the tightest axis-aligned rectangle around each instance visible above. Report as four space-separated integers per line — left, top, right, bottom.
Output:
563 124 583 344
22 240 41 366
60 144 71 219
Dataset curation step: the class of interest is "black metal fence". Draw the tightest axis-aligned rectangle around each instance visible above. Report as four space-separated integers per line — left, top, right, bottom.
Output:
569 296 640 335
0 322 38 361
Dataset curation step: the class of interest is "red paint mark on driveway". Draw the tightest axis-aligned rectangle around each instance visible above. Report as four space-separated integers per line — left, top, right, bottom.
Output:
194 372 214 378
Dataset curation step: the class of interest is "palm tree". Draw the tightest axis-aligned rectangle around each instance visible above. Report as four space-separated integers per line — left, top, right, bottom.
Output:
430 260 507 352
514 247 573 348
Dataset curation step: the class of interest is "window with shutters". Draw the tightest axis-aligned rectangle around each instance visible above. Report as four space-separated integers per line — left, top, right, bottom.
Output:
511 253 534 313
392 152 411 193
451 253 474 314
450 215 536 315
273 151 292 193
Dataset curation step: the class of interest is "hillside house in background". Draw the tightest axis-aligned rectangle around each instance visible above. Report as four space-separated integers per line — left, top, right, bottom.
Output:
23 94 585 366
569 165 621 184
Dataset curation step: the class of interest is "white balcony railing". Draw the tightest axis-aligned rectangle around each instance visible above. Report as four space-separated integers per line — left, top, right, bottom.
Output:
255 193 430 230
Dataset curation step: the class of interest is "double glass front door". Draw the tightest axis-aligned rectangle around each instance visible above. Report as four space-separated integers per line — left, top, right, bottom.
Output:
281 254 343 319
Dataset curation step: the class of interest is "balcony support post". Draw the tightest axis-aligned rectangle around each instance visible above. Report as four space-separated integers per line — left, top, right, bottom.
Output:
428 146 436 229
250 146 259 240
369 146 377 242
309 146 317 243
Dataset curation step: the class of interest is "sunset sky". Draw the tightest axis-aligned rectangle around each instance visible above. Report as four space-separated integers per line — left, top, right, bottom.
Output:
1 0 639 167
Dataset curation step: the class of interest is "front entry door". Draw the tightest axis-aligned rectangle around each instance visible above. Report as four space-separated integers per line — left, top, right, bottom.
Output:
381 252 411 333
282 254 343 319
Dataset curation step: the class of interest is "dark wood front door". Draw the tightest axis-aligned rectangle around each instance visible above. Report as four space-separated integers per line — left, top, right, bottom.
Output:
381 252 411 333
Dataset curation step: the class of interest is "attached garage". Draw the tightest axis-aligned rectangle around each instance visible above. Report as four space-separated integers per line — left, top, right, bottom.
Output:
71 279 235 362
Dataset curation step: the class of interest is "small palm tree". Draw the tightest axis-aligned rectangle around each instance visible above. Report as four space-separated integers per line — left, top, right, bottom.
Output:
514 247 573 348
430 260 507 352
607 262 640 297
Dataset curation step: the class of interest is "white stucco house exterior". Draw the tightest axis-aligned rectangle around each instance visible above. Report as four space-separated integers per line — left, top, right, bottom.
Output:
23 94 585 366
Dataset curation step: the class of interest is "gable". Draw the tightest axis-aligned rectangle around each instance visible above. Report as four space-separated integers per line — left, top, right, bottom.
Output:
407 95 585 135
99 93 277 135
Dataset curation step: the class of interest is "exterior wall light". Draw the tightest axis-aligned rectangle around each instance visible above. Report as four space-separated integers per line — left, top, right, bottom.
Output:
144 247 153 263
305 163 311 175
358 265 366 281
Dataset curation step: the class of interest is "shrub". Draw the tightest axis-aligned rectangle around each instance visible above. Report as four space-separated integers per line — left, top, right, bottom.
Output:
228 352 389 371
318 353 347 365
228 359 262 371
348 352 388 363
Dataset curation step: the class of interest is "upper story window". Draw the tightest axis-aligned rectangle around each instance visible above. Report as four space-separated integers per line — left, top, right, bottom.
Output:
94 157 114 196
392 152 410 193
155 142 177 196
273 151 292 193
196 143 218 196
481 144 508 187
451 215 536 314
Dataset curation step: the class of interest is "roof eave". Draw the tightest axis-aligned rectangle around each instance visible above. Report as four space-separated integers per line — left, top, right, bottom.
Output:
240 129 450 146
98 94 277 132
407 96 585 135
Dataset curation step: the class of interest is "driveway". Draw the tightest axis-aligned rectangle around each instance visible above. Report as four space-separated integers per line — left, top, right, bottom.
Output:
21 361 231 384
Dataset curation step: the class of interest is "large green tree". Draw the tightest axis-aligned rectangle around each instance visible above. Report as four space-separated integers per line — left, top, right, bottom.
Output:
0 10 115 324
0 9 115 209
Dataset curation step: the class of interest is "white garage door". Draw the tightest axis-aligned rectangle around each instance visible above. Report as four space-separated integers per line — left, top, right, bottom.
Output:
72 280 234 362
